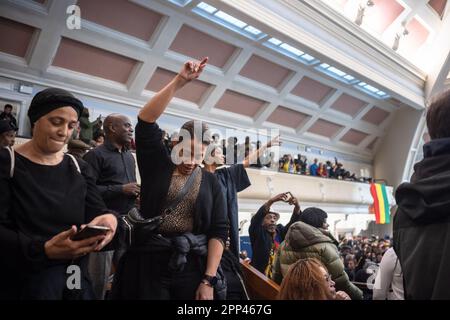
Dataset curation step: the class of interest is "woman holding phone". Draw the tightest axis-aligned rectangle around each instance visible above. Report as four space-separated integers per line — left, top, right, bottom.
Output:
0 88 117 300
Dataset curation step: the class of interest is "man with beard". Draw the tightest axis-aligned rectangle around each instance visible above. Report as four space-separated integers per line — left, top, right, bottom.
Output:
249 192 301 275
83 113 138 299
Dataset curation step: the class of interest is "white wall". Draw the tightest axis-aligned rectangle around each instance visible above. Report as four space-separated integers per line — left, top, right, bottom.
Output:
373 105 424 188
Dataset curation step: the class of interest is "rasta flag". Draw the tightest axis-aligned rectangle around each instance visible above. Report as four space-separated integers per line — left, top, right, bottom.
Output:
370 183 390 224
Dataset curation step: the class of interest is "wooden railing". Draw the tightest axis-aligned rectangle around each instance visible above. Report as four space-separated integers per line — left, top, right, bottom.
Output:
239 259 280 300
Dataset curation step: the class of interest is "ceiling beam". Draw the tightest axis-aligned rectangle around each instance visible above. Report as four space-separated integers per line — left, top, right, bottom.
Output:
128 16 184 95
27 0 77 72
199 48 253 113
254 72 305 126
223 0 426 108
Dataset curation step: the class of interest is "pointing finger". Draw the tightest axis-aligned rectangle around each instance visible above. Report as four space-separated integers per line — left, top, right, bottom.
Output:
199 57 208 66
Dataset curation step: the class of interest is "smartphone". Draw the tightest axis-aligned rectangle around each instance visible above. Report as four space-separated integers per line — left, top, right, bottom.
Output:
284 192 294 203
71 225 110 241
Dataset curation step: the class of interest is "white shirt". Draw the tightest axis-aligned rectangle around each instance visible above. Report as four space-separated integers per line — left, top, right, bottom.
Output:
373 247 404 300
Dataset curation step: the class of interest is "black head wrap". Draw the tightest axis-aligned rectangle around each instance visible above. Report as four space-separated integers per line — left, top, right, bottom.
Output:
28 88 84 124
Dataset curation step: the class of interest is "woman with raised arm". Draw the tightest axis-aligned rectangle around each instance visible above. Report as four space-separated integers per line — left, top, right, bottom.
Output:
112 58 228 300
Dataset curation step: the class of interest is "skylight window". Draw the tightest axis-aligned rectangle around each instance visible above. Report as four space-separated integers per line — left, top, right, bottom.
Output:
167 0 192 7
327 66 346 77
263 39 319 65
244 25 262 35
215 11 247 28
280 43 304 56
315 63 359 84
268 37 282 46
301 54 316 61
354 82 390 99
363 84 379 93
344 75 355 81
192 2 267 40
197 2 216 13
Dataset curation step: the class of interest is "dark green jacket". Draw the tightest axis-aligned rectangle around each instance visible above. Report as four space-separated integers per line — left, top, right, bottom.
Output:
271 221 363 300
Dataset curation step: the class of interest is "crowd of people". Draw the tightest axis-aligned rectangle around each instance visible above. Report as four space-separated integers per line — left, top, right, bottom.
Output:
338 235 392 300
158 130 370 183
246 191 405 301
1 56 449 301
278 154 370 183
1 99 370 185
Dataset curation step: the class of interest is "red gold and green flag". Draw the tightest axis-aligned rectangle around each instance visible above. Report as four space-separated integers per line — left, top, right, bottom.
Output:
370 183 390 224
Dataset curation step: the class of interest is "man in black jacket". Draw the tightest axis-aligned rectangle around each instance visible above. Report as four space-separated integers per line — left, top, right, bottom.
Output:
394 89 450 299
249 192 301 275
84 113 138 299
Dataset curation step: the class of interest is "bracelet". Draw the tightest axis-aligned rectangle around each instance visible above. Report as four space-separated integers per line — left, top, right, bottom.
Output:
200 279 213 287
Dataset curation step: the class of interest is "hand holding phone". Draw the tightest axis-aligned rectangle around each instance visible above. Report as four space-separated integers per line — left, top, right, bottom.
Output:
283 192 293 203
285 192 299 206
71 225 110 241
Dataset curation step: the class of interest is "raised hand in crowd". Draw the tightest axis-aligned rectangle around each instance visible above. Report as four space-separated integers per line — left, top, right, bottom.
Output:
178 57 208 82
266 135 281 149
285 191 301 214
267 192 289 206
139 57 208 123
244 135 280 168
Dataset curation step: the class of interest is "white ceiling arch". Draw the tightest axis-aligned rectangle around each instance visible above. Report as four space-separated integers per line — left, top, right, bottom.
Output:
0 0 445 162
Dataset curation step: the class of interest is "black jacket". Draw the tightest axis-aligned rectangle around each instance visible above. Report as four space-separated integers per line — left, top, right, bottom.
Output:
394 137 450 299
249 204 299 274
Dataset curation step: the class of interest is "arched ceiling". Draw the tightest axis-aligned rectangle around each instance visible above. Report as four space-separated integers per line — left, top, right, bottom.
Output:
321 0 449 71
0 0 448 161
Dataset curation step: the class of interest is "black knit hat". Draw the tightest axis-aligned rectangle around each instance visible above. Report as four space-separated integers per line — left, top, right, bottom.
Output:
299 207 328 228
28 88 84 124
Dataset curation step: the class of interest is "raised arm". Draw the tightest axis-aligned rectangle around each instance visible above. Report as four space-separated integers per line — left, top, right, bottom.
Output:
280 193 301 240
243 135 280 168
139 58 208 123
287 194 301 222
250 193 288 231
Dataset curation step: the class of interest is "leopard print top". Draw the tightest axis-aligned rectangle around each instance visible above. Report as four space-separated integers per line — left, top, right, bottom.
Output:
157 170 202 234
